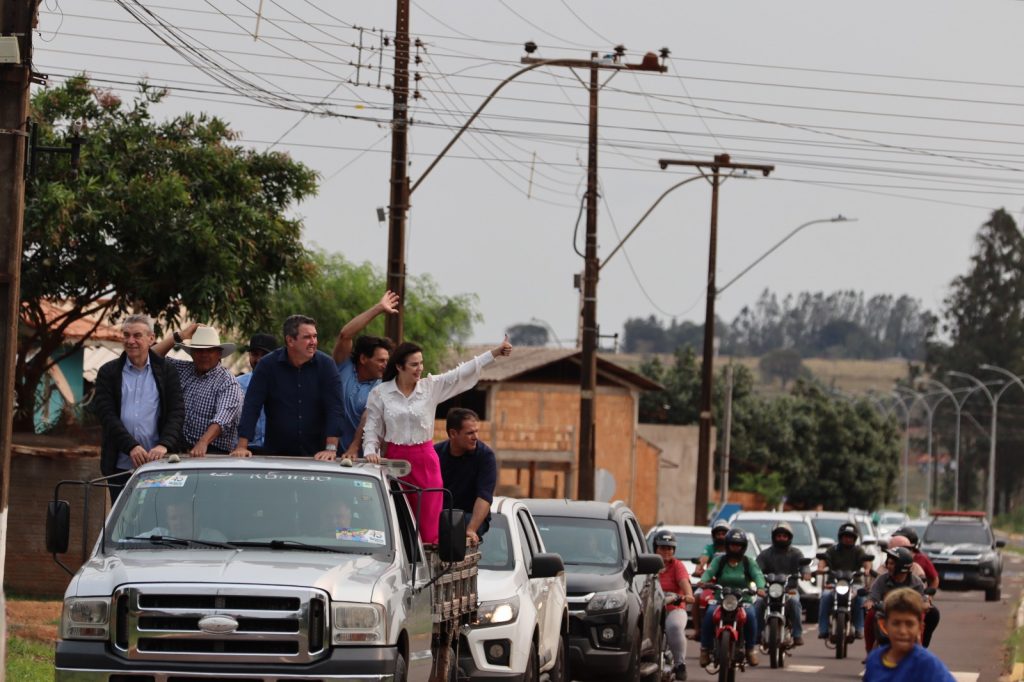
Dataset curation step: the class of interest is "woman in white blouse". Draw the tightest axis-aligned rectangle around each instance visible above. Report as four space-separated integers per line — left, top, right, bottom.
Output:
362 336 512 544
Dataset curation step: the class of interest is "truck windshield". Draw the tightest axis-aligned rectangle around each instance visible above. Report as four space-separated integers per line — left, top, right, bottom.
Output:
533 517 622 567
923 523 991 547
109 468 390 553
478 516 514 571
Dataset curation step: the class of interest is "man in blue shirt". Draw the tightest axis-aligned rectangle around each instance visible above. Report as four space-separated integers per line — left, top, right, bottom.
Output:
236 333 277 452
232 315 343 458
435 408 497 544
330 291 398 458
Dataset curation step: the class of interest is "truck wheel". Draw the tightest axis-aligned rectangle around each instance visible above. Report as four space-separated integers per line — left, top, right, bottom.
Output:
986 586 1001 602
395 651 408 682
523 642 539 682
628 632 643 682
547 635 567 682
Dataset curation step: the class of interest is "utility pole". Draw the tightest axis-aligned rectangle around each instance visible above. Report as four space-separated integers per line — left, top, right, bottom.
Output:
384 0 410 343
719 363 733 508
0 0 38 667
519 47 665 500
658 154 774 524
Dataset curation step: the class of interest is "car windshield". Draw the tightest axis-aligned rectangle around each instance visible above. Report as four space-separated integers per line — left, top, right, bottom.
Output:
811 518 849 542
857 519 874 538
649 531 707 561
109 468 391 553
880 513 907 525
733 519 813 546
534 517 622 567
479 516 514 571
924 523 992 546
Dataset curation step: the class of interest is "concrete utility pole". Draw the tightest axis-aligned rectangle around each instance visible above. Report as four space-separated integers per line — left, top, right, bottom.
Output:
719 362 734 508
384 0 410 343
0 0 38 666
658 154 774 524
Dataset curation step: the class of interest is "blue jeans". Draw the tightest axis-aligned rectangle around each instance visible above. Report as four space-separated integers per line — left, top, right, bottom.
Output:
754 595 802 639
817 589 864 636
701 604 758 651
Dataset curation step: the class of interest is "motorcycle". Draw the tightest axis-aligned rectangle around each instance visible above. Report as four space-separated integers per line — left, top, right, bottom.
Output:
816 557 871 660
760 558 812 669
702 584 756 682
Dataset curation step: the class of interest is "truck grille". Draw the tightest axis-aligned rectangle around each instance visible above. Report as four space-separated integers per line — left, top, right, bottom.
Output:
114 584 328 664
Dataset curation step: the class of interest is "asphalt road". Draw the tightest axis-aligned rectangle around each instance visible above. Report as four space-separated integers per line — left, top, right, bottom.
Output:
665 552 1024 682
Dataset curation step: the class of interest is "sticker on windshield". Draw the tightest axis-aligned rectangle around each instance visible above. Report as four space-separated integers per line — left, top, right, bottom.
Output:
336 528 385 545
354 481 373 489
137 473 188 488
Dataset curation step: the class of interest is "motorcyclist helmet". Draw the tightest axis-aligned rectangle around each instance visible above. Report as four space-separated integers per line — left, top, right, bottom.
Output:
711 519 731 543
723 528 748 558
893 526 920 550
837 522 859 545
885 546 914 575
653 530 677 551
771 521 794 550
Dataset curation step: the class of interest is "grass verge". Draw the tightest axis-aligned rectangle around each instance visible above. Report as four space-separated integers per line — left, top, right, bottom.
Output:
6 635 55 681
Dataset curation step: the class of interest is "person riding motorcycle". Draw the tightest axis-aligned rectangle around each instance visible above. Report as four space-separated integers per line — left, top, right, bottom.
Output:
692 519 730 640
893 525 941 648
817 522 872 640
699 528 766 668
865 546 927 653
755 521 808 646
653 530 694 681
886 535 926 579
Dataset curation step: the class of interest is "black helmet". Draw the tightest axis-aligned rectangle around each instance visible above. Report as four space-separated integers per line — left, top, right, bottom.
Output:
893 526 919 549
653 530 677 550
711 519 731 538
837 522 859 541
772 521 794 549
885 547 914 575
723 528 748 556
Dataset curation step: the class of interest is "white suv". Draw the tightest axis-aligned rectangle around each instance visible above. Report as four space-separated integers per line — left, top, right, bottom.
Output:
458 497 569 681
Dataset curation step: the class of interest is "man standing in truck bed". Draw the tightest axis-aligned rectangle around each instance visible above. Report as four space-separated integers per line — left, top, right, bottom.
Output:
233 314 343 458
435 408 497 544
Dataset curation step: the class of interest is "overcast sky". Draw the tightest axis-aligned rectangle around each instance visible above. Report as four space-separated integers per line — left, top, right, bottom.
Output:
32 0 1024 345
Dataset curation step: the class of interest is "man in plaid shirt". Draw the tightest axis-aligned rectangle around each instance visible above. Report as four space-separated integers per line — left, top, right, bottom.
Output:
155 323 243 455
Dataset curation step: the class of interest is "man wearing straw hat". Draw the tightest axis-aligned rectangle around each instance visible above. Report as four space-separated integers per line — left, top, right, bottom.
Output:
155 323 244 455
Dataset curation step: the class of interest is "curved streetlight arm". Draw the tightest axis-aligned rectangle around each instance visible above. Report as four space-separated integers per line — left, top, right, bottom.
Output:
948 371 995 404
599 175 703 270
716 216 855 295
411 58 596 195
980 364 1024 397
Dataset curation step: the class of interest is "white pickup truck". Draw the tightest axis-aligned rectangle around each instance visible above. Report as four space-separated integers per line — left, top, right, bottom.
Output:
46 455 486 682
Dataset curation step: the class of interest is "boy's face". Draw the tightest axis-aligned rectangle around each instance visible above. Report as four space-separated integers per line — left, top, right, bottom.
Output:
881 610 921 654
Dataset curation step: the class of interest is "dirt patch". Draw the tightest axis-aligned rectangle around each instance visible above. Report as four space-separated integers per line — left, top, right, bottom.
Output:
6 600 61 644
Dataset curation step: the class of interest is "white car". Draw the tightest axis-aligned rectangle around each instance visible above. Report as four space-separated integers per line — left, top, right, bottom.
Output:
644 524 763 587
458 497 569 682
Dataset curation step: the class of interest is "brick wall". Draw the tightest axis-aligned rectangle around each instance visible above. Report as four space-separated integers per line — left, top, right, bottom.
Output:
6 446 104 597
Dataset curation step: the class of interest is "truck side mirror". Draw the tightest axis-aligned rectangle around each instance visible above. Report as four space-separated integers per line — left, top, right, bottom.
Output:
996 540 1007 549
530 553 564 580
636 553 664 576
46 500 71 554
437 508 467 563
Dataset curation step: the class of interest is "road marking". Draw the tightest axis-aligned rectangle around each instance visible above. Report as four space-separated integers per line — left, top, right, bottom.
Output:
951 673 979 682
786 664 825 673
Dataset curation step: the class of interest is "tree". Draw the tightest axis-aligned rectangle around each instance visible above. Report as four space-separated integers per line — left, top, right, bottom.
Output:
267 251 479 373
17 76 317 431
506 323 548 347
758 348 807 388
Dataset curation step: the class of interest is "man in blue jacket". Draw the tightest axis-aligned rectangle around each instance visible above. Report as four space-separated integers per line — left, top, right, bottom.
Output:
435 408 497 544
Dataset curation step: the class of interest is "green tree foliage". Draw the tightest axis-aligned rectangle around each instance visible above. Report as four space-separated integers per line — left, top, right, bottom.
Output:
928 208 1024 513
758 348 809 388
637 347 701 423
267 251 479 373
17 76 317 430
506 323 549 347
622 315 708 354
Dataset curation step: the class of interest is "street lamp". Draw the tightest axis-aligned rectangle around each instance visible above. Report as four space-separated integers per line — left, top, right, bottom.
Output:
979 365 1024 516
948 370 1015 519
869 391 912 511
921 379 985 511
895 386 949 510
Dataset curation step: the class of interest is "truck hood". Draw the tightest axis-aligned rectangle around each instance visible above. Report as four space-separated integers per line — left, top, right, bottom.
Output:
561 564 626 596
67 549 393 602
477 569 520 603
923 543 994 559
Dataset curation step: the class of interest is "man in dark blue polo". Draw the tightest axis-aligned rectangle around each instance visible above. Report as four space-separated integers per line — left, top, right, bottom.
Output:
435 408 497 544
232 315 343 458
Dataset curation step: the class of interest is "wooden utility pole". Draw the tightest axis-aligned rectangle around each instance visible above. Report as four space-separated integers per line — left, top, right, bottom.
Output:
658 154 774 523
0 0 38 666
384 0 410 343
719 362 733 507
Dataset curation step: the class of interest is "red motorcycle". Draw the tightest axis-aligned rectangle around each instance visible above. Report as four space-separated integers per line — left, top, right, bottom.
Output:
703 584 755 682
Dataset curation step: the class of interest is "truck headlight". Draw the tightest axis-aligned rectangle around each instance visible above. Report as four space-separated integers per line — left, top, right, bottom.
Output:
476 595 520 627
332 602 386 644
586 588 629 614
62 598 110 640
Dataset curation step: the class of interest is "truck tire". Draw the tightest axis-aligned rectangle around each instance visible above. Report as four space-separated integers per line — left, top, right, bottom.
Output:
986 586 1001 602
395 651 408 682
547 635 567 682
523 641 539 682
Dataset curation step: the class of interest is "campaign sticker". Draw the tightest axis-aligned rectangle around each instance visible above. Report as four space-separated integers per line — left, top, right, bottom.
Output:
354 481 373 489
336 528 386 545
137 473 188 488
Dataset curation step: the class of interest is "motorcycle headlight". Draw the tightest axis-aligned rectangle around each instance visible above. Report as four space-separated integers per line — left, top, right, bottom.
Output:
476 595 520 627
835 581 850 596
61 598 110 640
333 602 386 644
722 593 740 612
768 583 785 599
587 588 629 614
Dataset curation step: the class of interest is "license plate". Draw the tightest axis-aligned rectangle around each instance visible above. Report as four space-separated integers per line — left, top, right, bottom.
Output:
944 571 964 581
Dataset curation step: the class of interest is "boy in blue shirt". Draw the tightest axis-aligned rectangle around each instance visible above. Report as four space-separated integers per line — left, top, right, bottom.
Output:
864 588 955 681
